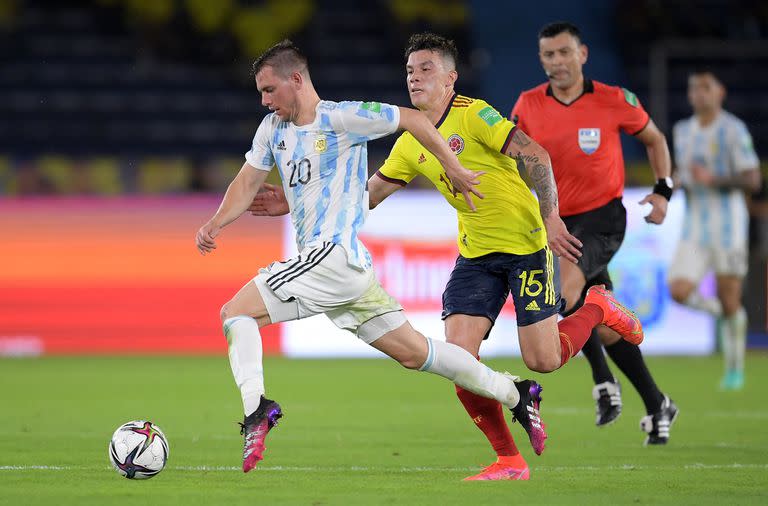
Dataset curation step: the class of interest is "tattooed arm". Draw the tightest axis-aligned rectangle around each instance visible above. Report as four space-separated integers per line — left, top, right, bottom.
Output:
504 127 582 263
506 128 558 219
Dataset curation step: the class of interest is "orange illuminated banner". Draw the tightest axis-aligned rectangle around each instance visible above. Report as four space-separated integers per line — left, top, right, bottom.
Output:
0 197 283 355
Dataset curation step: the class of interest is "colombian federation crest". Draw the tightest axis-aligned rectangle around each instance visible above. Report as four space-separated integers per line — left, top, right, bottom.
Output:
578 128 600 155
447 134 465 154
314 134 327 153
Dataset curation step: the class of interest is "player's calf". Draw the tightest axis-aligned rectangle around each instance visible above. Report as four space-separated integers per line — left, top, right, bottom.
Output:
519 316 569 373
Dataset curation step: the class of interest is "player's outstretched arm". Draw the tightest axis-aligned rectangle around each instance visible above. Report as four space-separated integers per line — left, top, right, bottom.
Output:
504 128 582 263
397 107 485 211
690 164 761 192
196 162 269 255
636 119 672 225
368 173 404 210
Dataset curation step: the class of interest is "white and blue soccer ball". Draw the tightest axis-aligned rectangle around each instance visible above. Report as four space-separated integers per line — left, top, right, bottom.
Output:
108 420 169 479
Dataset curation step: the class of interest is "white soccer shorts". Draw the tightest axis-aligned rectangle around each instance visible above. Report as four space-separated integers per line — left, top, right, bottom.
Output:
667 239 748 282
253 242 405 343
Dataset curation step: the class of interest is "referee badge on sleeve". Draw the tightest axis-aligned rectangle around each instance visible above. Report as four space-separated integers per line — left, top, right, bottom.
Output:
578 128 601 155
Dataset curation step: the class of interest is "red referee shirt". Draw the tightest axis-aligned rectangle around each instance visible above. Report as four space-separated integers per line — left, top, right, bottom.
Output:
511 79 649 217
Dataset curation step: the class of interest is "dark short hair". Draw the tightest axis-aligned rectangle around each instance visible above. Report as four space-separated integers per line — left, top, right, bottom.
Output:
251 39 309 78
404 32 458 68
538 21 582 43
690 67 721 81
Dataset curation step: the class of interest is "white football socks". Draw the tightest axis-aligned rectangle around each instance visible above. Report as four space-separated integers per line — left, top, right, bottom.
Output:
418 337 520 408
223 316 265 416
719 307 747 373
684 291 723 317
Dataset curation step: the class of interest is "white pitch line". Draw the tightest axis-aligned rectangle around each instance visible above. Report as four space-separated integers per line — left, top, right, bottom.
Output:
3 463 767 473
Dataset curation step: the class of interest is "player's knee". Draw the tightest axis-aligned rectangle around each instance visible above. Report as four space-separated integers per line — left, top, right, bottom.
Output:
397 352 425 370
522 351 559 373
560 287 582 314
445 334 481 357
596 325 621 345
720 297 741 317
220 302 234 323
668 280 692 304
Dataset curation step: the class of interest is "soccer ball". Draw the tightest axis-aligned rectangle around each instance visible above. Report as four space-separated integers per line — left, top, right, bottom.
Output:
108 420 169 479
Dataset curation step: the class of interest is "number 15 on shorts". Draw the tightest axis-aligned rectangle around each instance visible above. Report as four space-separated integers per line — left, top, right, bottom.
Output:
518 269 544 297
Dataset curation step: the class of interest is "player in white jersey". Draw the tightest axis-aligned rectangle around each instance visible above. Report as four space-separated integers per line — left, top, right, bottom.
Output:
194 40 547 473
668 70 761 390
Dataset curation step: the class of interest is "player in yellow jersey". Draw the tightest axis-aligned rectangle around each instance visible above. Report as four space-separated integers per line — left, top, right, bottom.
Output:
249 33 644 480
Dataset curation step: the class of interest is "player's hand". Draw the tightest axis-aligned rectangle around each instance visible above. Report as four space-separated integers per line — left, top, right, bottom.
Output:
444 163 485 211
196 220 221 255
639 193 668 225
691 163 715 186
249 183 289 216
544 214 582 264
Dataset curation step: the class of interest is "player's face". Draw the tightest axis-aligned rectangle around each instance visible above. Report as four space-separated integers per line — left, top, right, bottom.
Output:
538 33 587 90
255 66 299 122
688 73 724 114
406 50 456 110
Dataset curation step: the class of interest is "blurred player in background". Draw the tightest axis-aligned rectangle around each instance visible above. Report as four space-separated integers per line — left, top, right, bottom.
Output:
511 22 678 445
251 33 646 480
195 40 548 474
668 69 761 390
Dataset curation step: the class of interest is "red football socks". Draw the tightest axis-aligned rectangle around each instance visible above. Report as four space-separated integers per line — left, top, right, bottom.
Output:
456 384 519 457
557 303 604 367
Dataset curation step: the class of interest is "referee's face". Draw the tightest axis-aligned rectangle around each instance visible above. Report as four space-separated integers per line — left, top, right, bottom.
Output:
538 32 587 90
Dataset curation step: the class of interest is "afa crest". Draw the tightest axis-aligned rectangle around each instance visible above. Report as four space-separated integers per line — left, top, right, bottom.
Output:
314 135 327 153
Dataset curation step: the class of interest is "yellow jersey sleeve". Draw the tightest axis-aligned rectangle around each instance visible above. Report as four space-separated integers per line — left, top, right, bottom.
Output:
377 133 419 185
463 100 517 154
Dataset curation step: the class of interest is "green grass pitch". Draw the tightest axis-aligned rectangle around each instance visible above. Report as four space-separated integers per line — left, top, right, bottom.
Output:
1 354 767 505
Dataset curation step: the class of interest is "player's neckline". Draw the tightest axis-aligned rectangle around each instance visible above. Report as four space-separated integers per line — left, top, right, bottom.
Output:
435 93 457 129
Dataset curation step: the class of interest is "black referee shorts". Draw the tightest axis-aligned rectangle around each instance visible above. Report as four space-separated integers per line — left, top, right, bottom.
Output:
561 198 627 310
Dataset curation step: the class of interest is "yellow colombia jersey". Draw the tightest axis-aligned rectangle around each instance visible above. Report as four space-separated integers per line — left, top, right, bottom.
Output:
377 94 546 258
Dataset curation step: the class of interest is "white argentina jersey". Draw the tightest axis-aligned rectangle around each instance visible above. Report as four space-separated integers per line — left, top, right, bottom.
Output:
672 110 760 249
245 100 400 269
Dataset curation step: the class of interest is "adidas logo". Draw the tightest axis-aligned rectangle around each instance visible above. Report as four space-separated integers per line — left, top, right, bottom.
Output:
525 300 541 311
276 140 286 150
418 153 427 164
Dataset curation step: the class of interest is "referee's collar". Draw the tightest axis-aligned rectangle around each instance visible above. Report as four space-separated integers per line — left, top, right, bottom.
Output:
546 78 594 106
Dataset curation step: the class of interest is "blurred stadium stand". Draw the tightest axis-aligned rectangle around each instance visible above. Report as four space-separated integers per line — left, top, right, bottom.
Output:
4 1 764 196
0 0 473 194
617 0 768 140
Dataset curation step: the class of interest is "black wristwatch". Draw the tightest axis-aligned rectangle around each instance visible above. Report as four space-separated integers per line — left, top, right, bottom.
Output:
653 177 674 201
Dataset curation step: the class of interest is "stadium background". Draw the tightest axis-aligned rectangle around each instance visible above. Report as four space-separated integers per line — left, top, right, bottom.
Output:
2 0 767 357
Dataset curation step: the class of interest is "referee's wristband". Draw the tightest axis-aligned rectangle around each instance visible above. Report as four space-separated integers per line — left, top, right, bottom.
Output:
652 178 673 201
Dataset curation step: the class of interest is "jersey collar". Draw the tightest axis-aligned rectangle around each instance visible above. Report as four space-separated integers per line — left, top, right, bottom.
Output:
546 78 594 106
434 93 457 128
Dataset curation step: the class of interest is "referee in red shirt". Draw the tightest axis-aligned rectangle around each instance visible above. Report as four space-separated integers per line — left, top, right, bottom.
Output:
511 22 678 445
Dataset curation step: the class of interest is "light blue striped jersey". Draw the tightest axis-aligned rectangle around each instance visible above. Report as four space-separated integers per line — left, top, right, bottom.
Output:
245 100 400 269
672 110 759 249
